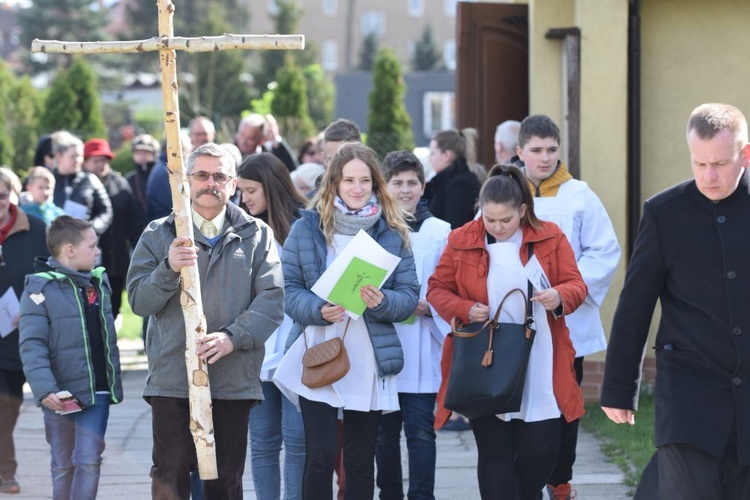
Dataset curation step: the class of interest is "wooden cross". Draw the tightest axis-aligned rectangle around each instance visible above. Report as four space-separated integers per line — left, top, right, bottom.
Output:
31 0 304 480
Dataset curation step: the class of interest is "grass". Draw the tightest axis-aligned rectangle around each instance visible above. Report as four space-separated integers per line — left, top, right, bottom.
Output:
116 291 145 340
580 391 655 489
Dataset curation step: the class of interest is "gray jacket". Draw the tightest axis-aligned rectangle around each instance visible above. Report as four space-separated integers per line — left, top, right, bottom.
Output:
282 210 419 377
19 260 123 408
126 203 284 400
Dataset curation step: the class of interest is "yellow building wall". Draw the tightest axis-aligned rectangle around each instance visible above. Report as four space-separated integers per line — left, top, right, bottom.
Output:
640 0 750 200
529 0 629 361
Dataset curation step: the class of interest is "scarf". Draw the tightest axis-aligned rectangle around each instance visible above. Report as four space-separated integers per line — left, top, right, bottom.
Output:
333 203 382 235
334 194 379 217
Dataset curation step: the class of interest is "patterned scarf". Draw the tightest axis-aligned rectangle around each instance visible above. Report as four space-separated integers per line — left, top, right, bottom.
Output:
333 194 379 217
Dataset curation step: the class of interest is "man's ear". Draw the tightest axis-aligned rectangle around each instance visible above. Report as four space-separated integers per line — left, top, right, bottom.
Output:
742 143 750 167
516 145 523 159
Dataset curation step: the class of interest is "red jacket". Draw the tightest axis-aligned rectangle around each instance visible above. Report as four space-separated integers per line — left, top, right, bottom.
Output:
427 218 587 427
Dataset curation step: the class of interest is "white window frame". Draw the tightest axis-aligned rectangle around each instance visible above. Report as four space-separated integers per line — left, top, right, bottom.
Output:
322 0 337 17
321 40 339 71
443 39 456 70
408 0 424 17
422 92 456 139
361 10 386 37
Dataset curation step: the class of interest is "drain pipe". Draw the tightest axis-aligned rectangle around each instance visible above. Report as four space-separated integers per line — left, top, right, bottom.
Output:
627 0 642 258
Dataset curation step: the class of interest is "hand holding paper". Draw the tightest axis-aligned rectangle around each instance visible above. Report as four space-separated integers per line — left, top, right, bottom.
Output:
311 230 401 319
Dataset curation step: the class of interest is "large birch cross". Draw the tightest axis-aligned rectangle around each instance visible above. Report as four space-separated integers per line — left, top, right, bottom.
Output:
31 0 304 480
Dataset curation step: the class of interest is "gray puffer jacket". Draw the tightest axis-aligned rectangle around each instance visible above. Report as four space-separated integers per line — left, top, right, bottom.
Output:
19 259 123 408
127 203 284 400
282 210 420 377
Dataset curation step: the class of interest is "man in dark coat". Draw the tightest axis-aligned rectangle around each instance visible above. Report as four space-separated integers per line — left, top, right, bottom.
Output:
601 103 750 499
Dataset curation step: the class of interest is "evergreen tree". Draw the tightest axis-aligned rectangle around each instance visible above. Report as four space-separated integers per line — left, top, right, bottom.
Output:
8 76 42 172
178 6 254 127
271 57 316 149
367 49 414 159
18 0 108 72
0 63 15 167
41 58 106 140
256 0 303 91
303 64 335 132
412 25 443 71
358 33 379 71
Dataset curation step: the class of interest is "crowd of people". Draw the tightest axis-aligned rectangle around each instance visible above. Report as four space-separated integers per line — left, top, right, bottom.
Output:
0 102 748 500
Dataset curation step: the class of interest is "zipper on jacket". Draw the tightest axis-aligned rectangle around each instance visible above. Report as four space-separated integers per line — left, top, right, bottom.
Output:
95 273 119 404
66 277 96 404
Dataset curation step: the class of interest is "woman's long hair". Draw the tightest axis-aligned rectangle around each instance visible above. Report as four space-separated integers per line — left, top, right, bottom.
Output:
310 142 410 246
480 164 542 230
237 153 307 245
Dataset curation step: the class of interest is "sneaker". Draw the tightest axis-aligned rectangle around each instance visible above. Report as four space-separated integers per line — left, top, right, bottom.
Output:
546 483 576 500
0 478 20 494
440 417 472 431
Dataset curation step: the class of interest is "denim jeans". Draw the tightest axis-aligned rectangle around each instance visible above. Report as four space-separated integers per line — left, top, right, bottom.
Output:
375 393 437 500
43 393 110 500
250 381 305 500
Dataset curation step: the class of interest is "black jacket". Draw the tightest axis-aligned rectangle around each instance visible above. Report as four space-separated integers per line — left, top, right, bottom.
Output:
424 157 481 229
0 207 49 371
601 170 750 463
53 170 113 236
100 172 143 277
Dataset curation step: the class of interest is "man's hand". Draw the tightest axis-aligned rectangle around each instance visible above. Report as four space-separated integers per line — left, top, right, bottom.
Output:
196 331 235 364
168 236 199 273
602 406 635 425
41 393 64 412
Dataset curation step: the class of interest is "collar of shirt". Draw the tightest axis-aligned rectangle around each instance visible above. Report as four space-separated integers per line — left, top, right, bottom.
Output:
191 207 226 237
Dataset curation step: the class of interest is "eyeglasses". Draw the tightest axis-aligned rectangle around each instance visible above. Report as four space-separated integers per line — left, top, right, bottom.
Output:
188 171 233 184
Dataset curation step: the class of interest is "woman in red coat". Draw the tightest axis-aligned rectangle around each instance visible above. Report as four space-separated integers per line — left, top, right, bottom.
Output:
427 165 587 499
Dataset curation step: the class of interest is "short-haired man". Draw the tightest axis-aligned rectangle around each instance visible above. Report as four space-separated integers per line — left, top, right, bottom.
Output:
235 113 297 171
127 143 284 499
514 114 621 500
376 150 451 500
602 103 750 498
494 120 521 165
322 119 362 165
188 116 216 150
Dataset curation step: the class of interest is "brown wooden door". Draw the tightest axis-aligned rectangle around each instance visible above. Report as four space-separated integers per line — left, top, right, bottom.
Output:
456 2 529 169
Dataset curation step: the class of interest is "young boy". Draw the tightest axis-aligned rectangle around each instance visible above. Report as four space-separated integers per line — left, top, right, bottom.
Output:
19 215 122 500
20 167 65 225
375 151 452 499
513 114 621 500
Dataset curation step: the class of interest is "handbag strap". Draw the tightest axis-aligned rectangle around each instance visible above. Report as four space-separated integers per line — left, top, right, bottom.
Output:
303 317 352 351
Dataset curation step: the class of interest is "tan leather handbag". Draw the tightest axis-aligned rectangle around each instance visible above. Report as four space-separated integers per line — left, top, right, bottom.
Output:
301 318 351 388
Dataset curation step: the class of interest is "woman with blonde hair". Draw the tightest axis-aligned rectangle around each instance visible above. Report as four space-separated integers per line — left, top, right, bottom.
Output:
274 142 419 499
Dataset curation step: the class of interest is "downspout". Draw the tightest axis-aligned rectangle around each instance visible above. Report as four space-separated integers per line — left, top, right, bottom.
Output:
627 0 642 258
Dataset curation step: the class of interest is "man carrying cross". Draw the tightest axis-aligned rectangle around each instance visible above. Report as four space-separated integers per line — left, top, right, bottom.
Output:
126 143 284 498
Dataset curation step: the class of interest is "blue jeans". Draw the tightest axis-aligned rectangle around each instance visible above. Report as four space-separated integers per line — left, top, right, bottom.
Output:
250 381 305 500
375 393 437 500
43 393 110 500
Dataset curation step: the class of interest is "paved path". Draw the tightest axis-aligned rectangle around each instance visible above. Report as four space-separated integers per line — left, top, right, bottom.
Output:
12 360 631 499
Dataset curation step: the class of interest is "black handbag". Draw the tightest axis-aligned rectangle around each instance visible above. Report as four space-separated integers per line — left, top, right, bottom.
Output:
444 246 537 420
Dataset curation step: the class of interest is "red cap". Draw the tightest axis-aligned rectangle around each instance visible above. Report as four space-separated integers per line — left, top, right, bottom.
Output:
83 138 115 160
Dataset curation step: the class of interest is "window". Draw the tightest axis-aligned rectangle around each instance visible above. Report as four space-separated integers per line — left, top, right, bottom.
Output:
408 0 424 17
443 39 456 70
322 0 337 16
268 0 279 15
321 40 338 71
361 11 385 37
423 92 456 139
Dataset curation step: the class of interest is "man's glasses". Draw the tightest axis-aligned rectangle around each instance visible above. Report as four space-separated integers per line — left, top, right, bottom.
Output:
188 171 233 184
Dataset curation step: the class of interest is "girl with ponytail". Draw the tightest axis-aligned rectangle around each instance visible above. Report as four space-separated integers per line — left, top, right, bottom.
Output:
427 164 587 499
